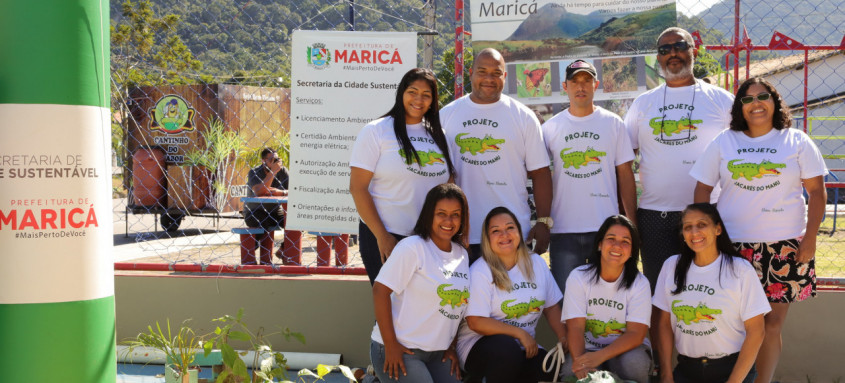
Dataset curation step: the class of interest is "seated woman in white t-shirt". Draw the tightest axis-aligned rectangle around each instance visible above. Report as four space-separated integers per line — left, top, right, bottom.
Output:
350 68 456 285
653 203 770 383
370 183 469 383
561 215 652 383
456 206 566 383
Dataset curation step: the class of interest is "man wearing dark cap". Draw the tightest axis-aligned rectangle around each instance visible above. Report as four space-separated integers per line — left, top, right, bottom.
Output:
541 59 637 294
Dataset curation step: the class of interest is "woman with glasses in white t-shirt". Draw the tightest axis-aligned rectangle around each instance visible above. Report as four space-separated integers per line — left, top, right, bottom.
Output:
690 78 827 383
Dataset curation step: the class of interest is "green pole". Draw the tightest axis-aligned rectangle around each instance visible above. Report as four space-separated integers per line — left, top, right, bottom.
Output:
0 1 116 382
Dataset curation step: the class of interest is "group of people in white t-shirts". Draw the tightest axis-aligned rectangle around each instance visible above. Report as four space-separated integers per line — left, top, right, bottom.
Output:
349 27 826 383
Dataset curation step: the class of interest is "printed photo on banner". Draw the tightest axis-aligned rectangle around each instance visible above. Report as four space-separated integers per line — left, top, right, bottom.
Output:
470 0 676 62
516 62 552 98
470 0 675 110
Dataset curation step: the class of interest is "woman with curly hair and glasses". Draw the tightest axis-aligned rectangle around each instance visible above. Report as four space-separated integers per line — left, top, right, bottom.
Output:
690 77 827 382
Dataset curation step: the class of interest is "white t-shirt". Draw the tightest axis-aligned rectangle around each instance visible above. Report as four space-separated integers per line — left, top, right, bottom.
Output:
562 266 652 351
543 107 635 233
441 95 549 244
653 254 771 358
371 236 470 351
690 128 828 242
350 117 451 236
456 253 562 367
625 81 734 211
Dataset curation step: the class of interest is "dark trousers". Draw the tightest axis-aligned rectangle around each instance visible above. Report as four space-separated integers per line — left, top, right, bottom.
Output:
359 221 406 285
636 208 682 293
464 334 552 383
468 244 482 265
674 353 757 383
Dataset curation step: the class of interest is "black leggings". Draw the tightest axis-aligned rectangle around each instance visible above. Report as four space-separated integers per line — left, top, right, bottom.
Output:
464 334 552 383
358 221 406 285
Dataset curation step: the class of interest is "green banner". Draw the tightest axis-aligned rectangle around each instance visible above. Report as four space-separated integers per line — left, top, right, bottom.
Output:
0 0 109 107
0 297 116 382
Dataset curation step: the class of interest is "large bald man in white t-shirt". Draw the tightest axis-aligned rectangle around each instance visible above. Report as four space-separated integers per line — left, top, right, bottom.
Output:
440 48 552 262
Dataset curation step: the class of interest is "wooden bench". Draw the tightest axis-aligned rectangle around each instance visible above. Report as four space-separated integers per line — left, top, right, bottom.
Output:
232 226 281 265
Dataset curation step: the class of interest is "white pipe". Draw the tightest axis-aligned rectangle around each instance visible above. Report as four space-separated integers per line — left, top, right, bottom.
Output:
116 345 342 369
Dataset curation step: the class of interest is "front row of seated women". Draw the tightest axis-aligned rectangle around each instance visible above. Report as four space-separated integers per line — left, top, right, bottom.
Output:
370 184 768 383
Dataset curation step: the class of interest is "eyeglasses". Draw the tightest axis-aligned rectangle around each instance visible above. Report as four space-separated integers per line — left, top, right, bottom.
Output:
739 92 771 104
657 41 690 55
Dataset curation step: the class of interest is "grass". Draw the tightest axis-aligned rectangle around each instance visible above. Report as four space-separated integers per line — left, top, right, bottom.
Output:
815 215 845 278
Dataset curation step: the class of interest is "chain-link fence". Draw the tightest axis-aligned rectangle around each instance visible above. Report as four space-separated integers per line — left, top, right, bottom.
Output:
111 0 465 270
111 0 845 280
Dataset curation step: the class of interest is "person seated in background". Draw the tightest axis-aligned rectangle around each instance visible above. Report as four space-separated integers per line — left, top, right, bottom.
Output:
243 147 289 264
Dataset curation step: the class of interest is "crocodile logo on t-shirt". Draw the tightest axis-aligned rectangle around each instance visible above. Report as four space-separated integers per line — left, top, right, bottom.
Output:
671 300 722 325
585 314 626 337
455 133 505 155
727 159 785 181
560 147 606 169
650 117 701 137
437 283 469 308
501 297 545 319
398 148 445 167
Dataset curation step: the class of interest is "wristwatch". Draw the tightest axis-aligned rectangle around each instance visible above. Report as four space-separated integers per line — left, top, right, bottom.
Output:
536 217 554 229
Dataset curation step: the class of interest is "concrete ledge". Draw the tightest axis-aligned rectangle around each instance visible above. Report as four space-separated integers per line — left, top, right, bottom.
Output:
116 273 844 382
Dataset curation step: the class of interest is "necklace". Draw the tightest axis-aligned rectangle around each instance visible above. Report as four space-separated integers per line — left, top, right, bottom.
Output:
659 80 697 141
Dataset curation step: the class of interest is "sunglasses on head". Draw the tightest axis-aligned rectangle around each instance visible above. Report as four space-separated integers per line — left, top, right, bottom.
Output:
657 40 690 55
739 92 771 104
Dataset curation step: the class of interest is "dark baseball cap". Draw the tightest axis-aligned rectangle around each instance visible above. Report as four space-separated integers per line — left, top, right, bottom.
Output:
565 60 597 81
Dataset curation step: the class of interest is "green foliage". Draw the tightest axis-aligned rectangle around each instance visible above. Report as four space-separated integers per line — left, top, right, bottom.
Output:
242 133 291 170
111 0 204 88
123 319 202 377
184 118 246 210
694 45 725 80
203 308 306 383
436 45 473 106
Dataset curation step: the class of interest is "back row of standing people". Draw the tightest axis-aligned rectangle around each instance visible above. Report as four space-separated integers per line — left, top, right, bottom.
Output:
350 26 826 383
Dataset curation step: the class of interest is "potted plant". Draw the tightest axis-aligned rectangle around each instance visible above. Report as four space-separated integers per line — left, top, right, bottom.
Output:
123 319 203 383
203 308 304 383
184 117 245 212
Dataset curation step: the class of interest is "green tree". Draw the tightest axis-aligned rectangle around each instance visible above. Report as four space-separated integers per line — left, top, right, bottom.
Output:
110 0 206 187
435 45 473 107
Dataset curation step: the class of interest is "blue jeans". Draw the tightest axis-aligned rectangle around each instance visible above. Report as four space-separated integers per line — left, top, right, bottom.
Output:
549 232 596 295
369 340 460 383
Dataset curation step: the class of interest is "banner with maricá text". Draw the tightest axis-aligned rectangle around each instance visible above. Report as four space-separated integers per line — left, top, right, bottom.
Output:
288 30 417 233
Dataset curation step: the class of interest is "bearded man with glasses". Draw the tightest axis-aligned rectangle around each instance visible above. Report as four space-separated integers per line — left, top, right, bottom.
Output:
623 27 735 372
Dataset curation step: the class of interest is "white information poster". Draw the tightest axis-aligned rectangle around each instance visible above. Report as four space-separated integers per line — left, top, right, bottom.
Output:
288 30 417 233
